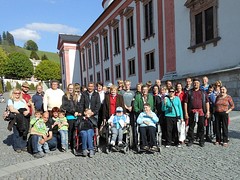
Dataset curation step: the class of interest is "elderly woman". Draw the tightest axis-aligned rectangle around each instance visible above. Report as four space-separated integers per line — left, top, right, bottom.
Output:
8 88 30 153
214 86 234 147
61 84 79 150
137 103 159 151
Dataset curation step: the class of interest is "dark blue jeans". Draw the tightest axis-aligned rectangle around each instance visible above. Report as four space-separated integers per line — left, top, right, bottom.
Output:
47 134 58 151
13 125 27 150
80 129 94 150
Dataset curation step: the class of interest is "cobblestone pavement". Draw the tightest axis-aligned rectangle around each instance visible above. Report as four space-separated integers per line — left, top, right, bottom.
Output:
0 93 240 179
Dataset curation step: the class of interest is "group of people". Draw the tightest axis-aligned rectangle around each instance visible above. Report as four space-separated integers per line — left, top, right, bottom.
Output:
6 76 235 158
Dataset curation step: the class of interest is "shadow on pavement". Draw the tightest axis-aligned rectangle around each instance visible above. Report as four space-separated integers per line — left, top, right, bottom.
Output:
229 130 240 140
3 134 14 147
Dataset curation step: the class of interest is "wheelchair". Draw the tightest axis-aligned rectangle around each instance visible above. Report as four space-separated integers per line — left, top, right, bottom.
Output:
72 118 99 156
100 123 133 154
136 123 162 154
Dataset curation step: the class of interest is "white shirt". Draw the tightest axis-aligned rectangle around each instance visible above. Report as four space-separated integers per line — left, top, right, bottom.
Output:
43 88 64 111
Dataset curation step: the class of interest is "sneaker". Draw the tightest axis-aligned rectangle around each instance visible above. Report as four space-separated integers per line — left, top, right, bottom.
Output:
142 146 149 151
110 141 115 146
61 147 66 152
33 152 45 158
21 147 28 152
118 142 123 147
214 142 219 145
89 150 95 158
150 146 159 152
165 145 170 148
223 143 228 147
15 149 22 153
82 150 88 157
177 144 182 148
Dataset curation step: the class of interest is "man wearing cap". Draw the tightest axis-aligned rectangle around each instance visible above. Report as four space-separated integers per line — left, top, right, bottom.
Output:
21 82 34 116
184 78 210 147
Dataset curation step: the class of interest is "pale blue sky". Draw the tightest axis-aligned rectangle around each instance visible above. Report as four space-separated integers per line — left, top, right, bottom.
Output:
0 0 104 52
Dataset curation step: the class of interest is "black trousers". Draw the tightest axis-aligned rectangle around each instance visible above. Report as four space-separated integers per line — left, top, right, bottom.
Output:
68 120 76 149
215 112 229 143
165 117 178 145
188 112 205 143
139 126 156 147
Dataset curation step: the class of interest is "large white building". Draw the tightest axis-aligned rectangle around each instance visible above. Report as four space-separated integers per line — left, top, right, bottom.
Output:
57 0 240 109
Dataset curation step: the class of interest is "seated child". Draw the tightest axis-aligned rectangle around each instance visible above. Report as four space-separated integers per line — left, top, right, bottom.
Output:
58 110 69 152
108 107 130 146
78 108 97 158
30 110 49 158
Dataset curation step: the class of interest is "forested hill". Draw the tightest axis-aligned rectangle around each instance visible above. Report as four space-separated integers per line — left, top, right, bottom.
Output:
0 45 59 63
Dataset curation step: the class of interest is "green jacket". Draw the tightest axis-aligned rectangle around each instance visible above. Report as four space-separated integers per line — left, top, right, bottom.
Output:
134 93 154 116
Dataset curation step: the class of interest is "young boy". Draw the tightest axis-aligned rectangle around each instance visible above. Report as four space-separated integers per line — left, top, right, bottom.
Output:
58 110 69 151
108 107 130 146
30 111 49 158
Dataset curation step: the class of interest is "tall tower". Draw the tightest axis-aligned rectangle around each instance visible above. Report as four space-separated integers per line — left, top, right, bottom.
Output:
102 0 114 10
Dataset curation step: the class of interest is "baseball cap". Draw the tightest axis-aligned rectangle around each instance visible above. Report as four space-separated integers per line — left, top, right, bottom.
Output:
116 107 123 112
107 83 113 88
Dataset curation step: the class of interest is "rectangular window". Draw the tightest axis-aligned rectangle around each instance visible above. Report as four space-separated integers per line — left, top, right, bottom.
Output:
186 0 219 51
97 72 101 82
114 27 120 55
144 0 154 38
103 35 109 60
205 7 214 41
84 77 87 86
90 74 93 82
82 52 86 71
128 58 135 76
126 15 134 47
115 64 121 79
195 12 203 44
88 48 92 69
145 51 154 71
105 68 110 81
95 43 100 64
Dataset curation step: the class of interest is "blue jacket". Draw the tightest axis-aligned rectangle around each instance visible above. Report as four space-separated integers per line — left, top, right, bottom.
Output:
137 111 159 127
162 96 183 119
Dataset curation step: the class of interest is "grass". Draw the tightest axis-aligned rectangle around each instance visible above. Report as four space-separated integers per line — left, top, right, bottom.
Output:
0 45 60 63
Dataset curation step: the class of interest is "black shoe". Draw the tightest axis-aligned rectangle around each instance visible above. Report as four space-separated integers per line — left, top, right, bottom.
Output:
187 142 193 147
199 143 205 147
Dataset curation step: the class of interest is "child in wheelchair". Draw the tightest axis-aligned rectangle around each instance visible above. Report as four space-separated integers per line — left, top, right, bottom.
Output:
108 107 130 150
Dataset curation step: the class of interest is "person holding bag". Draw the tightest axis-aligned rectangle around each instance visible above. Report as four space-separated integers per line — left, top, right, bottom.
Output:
162 87 184 148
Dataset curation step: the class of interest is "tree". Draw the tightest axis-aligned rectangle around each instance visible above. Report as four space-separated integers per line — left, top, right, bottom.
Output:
30 50 40 60
6 31 15 46
41 54 49 60
5 52 34 79
0 35 2 44
24 40 38 51
34 60 61 81
0 47 9 76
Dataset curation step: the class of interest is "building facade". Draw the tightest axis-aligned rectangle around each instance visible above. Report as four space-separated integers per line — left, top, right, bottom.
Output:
57 0 240 109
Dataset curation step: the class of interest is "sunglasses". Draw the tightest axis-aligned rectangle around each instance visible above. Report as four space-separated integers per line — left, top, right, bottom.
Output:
14 92 21 94
169 91 175 93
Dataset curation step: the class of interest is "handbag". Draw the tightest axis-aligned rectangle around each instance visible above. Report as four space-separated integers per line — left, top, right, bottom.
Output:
3 107 16 121
177 120 186 142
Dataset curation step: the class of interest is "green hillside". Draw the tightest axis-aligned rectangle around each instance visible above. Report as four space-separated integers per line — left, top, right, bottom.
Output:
0 45 59 63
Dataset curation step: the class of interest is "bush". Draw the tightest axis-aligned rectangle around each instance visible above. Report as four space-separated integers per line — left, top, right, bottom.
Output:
6 81 12 91
16 81 21 89
30 83 35 90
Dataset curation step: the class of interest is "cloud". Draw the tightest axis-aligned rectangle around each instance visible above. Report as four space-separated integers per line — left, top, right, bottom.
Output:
10 28 41 41
10 23 79 42
26 23 79 34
